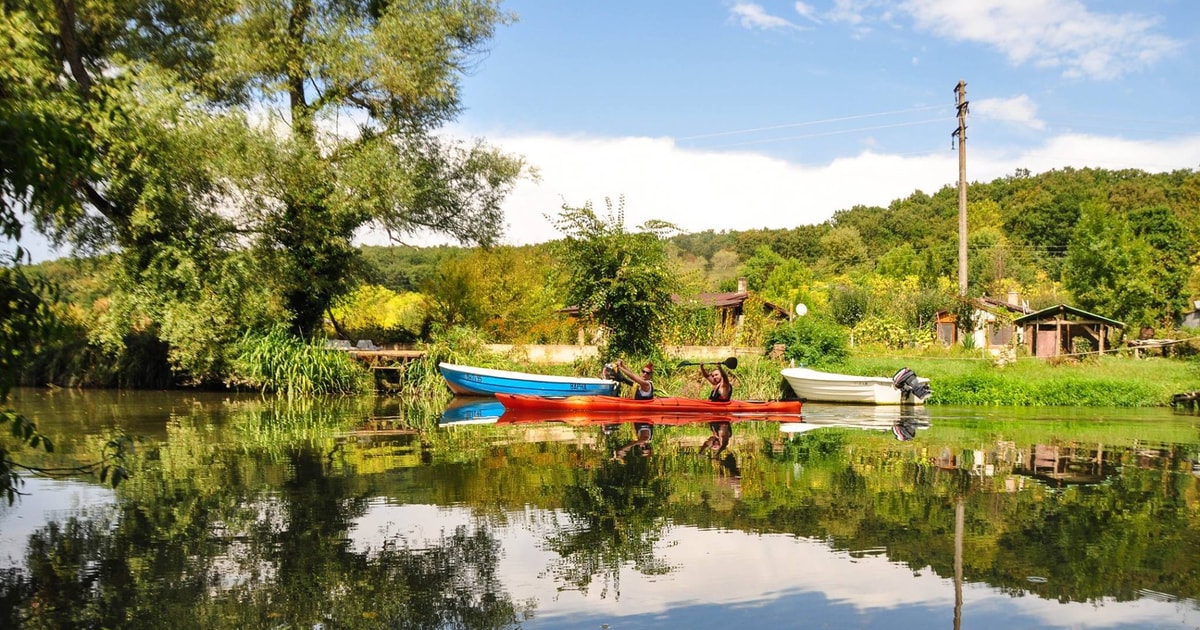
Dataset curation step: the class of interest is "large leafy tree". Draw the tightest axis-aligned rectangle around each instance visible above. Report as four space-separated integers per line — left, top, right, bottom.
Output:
552 198 679 358
206 0 527 335
5 0 527 373
1 1 274 383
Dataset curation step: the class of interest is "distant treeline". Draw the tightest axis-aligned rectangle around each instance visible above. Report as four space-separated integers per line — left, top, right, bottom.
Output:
361 166 1200 319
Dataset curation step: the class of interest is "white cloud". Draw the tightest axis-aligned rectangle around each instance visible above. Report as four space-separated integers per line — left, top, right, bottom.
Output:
827 0 876 26
902 0 1182 80
822 0 1181 80
793 1 822 24
730 2 800 31
363 128 1200 249
471 135 957 245
973 95 1045 130
349 503 1200 628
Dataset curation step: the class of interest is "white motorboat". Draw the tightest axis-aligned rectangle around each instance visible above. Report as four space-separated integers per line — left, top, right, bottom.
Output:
780 366 931 405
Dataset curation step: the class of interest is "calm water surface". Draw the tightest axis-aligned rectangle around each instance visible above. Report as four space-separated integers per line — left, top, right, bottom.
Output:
2 388 1199 629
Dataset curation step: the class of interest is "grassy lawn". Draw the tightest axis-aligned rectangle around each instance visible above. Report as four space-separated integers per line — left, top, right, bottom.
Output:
839 353 1200 407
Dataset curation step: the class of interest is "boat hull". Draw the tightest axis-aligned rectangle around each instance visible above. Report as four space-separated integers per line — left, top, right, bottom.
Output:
497 410 801 426
440 397 505 425
439 363 619 397
780 367 930 405
495 393 802 415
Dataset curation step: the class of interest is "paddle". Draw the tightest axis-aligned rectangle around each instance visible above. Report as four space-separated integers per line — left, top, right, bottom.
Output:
676 357 738 369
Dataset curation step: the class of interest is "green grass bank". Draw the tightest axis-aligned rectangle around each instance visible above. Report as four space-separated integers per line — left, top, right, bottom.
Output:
401 340 1199 408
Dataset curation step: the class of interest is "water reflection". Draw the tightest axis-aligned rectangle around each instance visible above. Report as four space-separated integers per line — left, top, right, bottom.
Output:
1 390 1199 628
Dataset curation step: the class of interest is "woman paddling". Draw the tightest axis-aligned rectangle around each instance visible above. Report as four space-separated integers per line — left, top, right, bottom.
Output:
613 358 655 400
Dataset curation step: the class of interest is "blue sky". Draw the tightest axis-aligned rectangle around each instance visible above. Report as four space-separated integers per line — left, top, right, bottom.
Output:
15 1 1200 259
408 0 1200 247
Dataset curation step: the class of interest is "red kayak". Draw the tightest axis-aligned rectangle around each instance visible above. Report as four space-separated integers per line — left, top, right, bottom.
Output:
496 409 801 426
494 393 802 415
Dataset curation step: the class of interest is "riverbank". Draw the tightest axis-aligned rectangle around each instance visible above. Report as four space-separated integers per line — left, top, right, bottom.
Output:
840 354 1199 407
413 348 1199 408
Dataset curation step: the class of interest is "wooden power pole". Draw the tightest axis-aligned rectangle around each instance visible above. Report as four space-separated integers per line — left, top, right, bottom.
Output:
953 81 969 296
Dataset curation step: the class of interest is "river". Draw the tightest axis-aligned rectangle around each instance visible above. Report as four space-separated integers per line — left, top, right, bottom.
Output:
1 388 1198 629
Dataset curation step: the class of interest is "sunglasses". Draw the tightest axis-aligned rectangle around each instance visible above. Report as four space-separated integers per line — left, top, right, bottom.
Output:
642 369 652 375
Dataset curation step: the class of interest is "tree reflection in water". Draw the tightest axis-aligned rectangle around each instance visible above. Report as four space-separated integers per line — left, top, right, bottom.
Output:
0 442 523 629
542 423 673 599
3 394 1200 628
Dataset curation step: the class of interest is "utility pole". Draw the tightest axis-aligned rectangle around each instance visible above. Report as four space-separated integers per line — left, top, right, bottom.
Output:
952 80 969 296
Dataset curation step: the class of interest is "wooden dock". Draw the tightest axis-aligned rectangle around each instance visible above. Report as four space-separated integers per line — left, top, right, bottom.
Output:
345 349 426 391
1173 391 1199 412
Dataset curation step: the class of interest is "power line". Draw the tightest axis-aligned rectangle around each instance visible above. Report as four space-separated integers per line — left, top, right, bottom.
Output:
707 118 947 149
676 105 947 141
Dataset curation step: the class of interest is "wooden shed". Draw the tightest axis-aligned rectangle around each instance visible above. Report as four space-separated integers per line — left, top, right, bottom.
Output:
933 292 1030 351
1012 304 1125 359
682 277 789 329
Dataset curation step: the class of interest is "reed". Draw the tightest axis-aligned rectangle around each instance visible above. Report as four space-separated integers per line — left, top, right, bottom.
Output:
230 327 373 397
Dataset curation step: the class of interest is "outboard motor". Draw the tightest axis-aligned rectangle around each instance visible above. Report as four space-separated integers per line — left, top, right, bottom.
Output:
892 367 931 401
892 421 917 441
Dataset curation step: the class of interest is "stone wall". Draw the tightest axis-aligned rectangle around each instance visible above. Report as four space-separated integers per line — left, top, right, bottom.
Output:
481 344 762 364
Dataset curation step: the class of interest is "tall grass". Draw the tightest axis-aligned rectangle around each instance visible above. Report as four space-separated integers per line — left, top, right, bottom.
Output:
838 354 1198 407
231 327 373 397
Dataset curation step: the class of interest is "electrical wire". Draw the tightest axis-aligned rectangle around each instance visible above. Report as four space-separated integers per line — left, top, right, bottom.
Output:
676 105 948 141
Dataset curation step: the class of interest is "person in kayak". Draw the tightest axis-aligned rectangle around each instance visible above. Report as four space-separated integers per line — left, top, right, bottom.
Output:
700 362 733 402
613 359 655 400
614 422 653 460
699 420 732 455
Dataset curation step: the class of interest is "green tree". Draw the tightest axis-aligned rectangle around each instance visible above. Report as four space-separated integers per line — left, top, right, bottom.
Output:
818 225 868 273
1063 202 1154 325
760 258 816 313
876 242 921 279
0 9 92 239
467 246 569 343
1128 205 1191 324
828 283 870 328
739 246 785 291
2 1 278 384
551 198 679 357
205 0 528 336
423 257 486 331
7 1 528 367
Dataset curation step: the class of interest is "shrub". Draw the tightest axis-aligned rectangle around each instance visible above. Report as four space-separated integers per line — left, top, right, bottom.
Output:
766 316 849 369
828 284 869 327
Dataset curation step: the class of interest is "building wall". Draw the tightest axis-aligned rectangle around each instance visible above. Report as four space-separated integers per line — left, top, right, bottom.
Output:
479 344 761 364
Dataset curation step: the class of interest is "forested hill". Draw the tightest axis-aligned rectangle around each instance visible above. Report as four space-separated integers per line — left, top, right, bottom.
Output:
669 166 1199 281
359 166 1199 325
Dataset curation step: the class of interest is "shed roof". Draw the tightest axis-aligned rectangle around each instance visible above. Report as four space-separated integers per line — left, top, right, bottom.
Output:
976 295 1032 315
677 290 788 316
1012 304 1125 328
